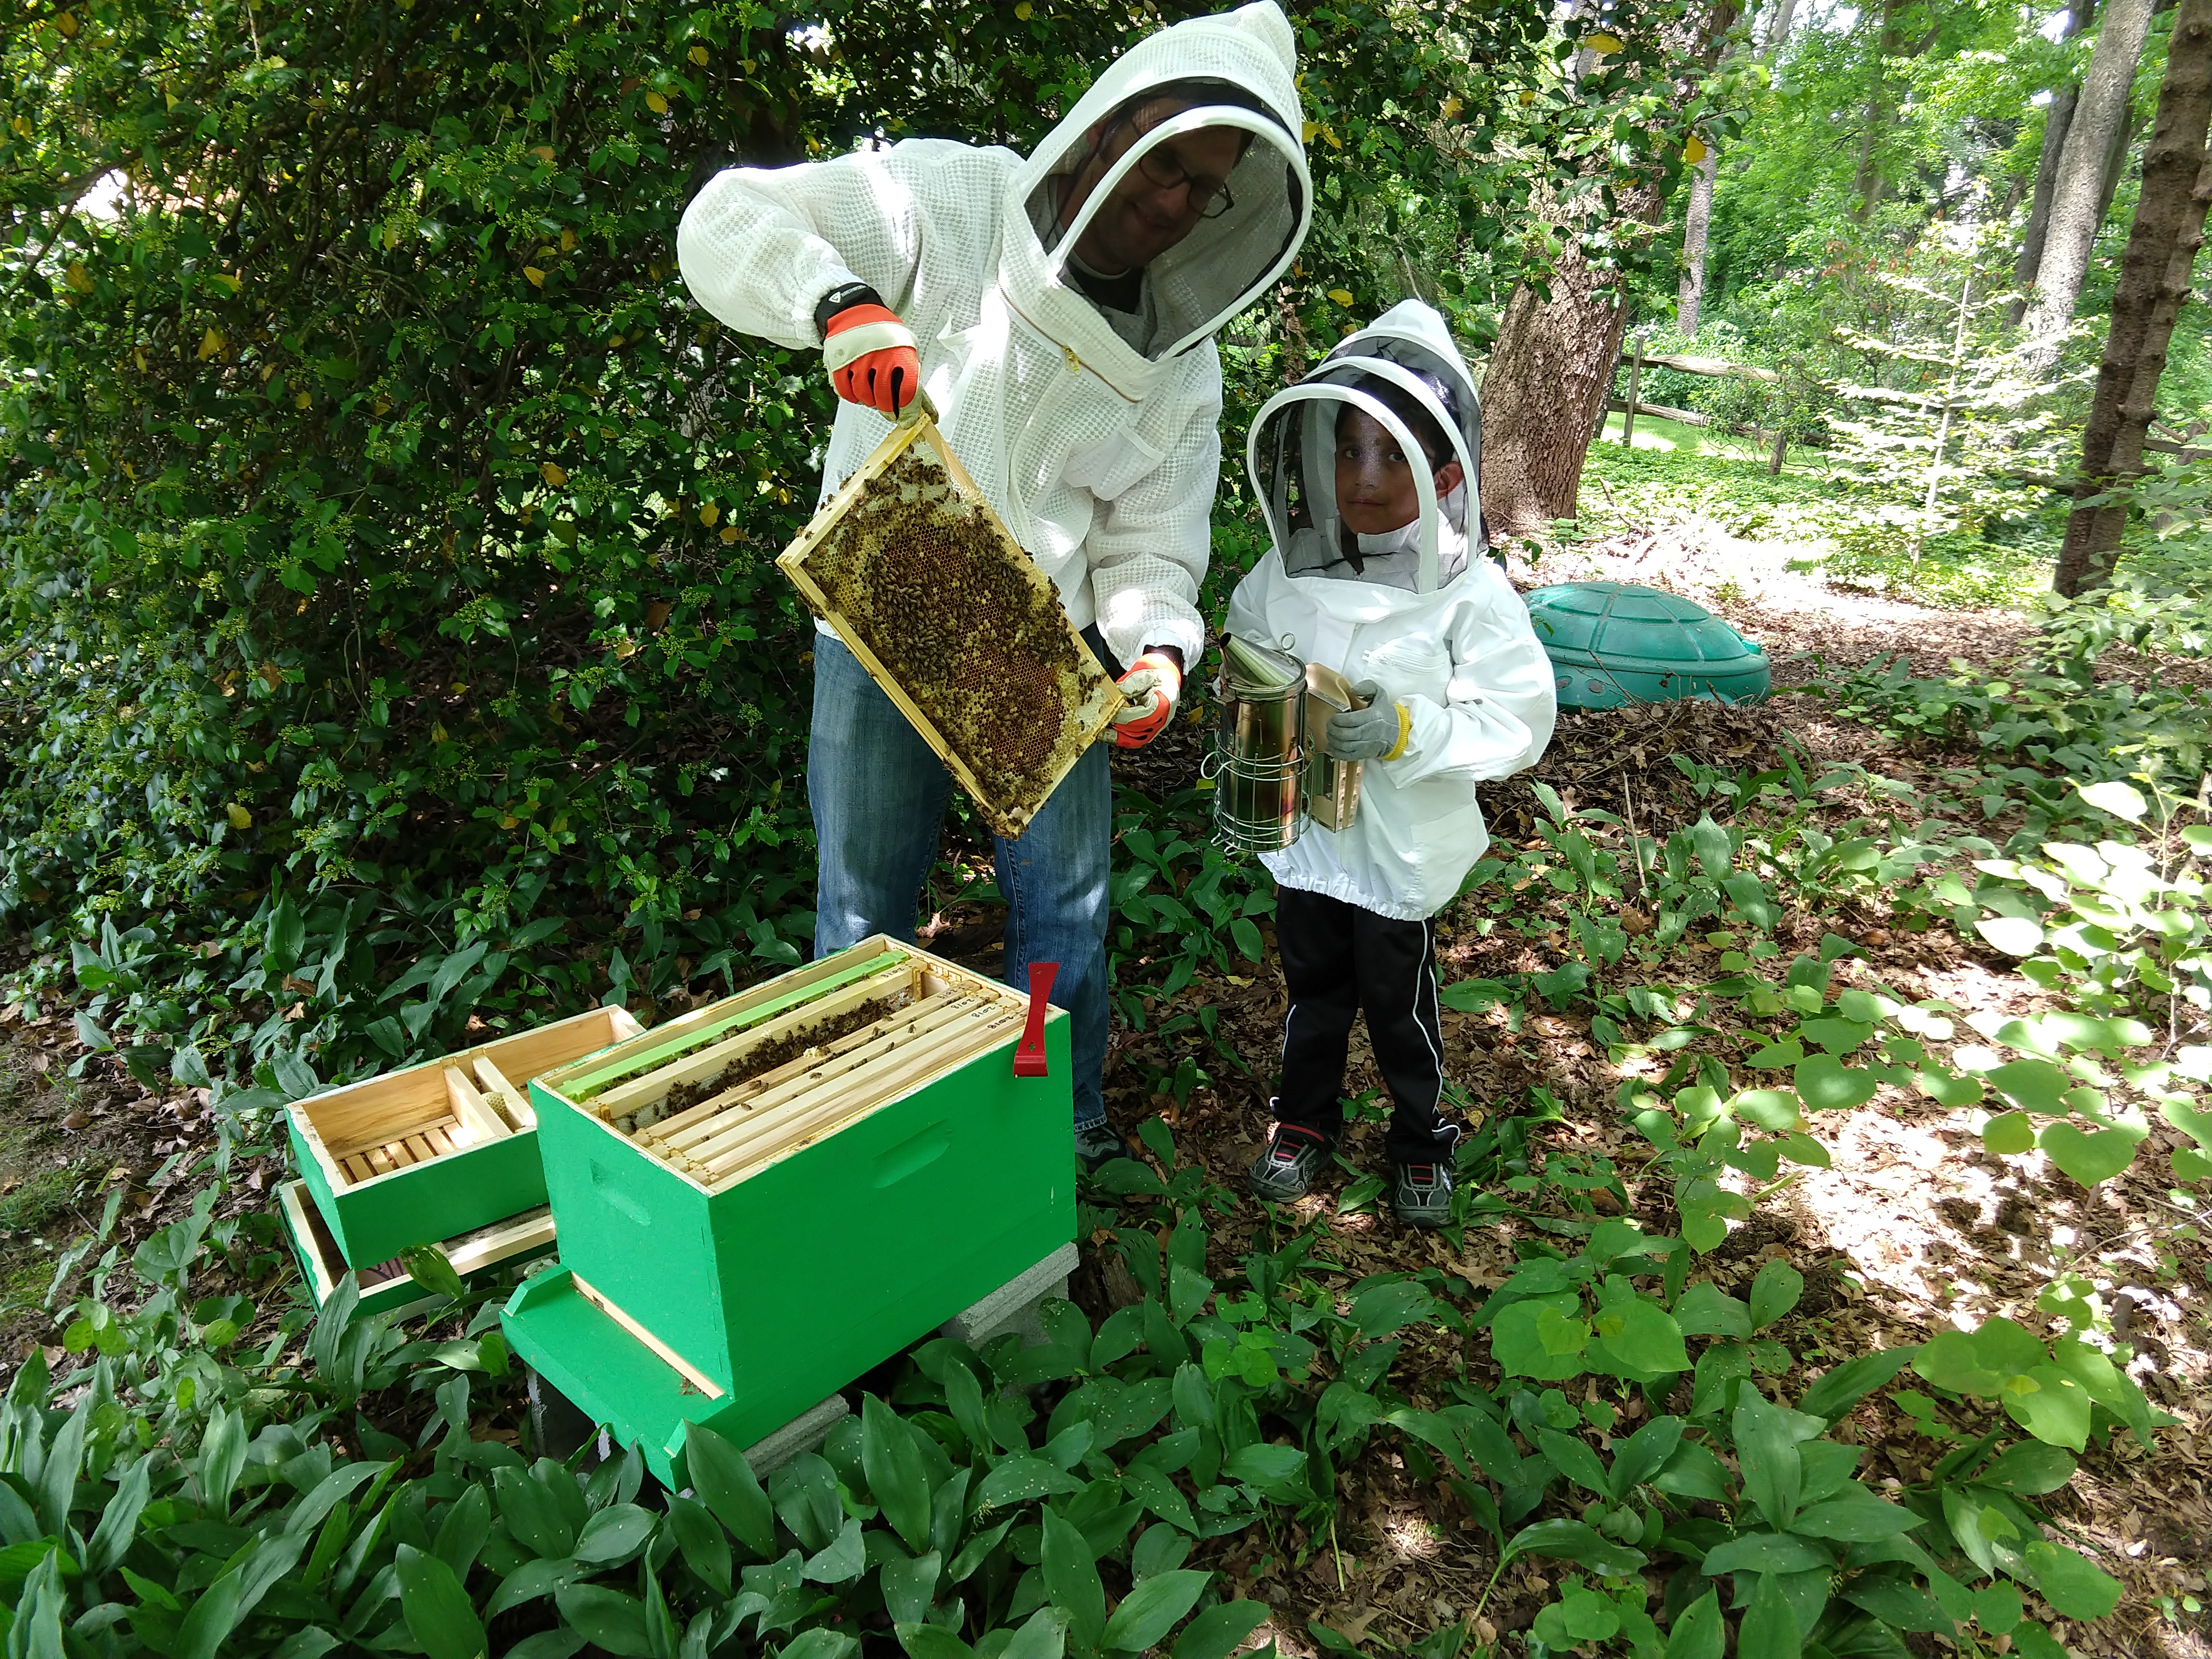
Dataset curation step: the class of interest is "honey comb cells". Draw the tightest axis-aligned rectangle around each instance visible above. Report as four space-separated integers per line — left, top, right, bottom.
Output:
788 439 1115 836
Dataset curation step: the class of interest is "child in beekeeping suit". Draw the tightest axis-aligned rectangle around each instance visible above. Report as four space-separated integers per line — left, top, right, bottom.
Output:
1227 298 1556 1227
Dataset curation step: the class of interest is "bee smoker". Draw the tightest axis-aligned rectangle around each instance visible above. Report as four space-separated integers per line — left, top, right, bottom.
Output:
1301 662 1368 833
1207 637 1368 853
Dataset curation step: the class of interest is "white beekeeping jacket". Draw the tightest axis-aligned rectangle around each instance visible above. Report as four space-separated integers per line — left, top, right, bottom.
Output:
677 4 1311 670
1226 300 1559 920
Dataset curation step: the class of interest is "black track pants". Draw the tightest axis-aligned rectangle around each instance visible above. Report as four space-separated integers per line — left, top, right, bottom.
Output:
1272 886 1459 1166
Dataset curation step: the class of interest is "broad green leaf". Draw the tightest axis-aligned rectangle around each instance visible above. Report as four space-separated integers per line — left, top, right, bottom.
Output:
1796 1348 1916 1421
1793 1053 1877 1111
1225 1443 1305 1488
1663 1588 1724 1659
1914 1330 2006 1397
553 1583 654 1659
783 1632 861 1659
2021 1541 2122 1620
973 1454 1084 1511
1042 1506 1105 1651
1788 1491 1921 1541
1981 1111 2036 1155
1101 1567 1211 1652
1737 1571 1802 1659
1733 1394 1812 1530
1973 1581 2023 1634
1984 1058 2068 1114
862 1395 933 1554
683 1424 776 1559
1589 1298 1689 1375
2075 780 2146 822
880 1550 942 1626
1672 1283 1751 1340
395 1543 486 1659
1606 1416 1684 1499
663 1492 729 1598
1748 1261 1804 1330
2037 1121 2141 1187
897 1628 977 1659
1699 1532 1831 1575
1503 1518 1645 1576
2001 1365 2092 1452
1535 1428 1609 1494
574 1502 655 1563
1978 1441 2076 1495
1003 1607 1070 1659
1121 1464 1197 1534
494 1465 578 1560
803 1514 864 1584
1173 1599 1271 1659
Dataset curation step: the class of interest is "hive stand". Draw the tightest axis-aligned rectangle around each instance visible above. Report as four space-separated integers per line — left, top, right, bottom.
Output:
501 937 1077 1490
286 1005 643 1272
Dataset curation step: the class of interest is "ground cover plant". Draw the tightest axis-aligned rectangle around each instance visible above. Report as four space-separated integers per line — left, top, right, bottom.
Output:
5 0 2212 1654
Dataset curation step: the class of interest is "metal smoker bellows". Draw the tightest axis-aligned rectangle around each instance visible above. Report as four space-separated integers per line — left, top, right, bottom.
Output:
1207 636 1369 854
776 396 1125 838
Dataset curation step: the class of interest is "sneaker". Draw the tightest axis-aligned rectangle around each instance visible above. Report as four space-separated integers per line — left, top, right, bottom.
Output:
1074 1119 1136 1175
1246 1123 1331 1203
1393 1160 1454 1228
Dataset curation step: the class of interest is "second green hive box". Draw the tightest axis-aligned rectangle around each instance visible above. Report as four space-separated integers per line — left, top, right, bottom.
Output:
503 937 1075 1486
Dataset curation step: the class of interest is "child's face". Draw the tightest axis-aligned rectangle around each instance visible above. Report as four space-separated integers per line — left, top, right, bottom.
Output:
1334 407 1460 537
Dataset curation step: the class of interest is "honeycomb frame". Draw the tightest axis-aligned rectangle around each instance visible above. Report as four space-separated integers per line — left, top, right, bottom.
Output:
777 408 1124 837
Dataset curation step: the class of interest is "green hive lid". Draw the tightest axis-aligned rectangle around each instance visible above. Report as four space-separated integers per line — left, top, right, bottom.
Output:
1523 580 1770 710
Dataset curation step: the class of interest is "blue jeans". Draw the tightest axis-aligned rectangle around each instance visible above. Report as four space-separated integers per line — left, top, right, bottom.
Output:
807 633 1112 1130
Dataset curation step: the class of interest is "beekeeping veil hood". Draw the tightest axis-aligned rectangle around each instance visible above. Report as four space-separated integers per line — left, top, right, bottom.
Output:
1247 298 1485 596
1002 3 1310 396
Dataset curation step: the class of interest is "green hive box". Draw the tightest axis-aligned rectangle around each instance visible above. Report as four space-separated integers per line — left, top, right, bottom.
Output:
286 1005 644 1271
503 936 1074 1488
278 1178 555 1321
1525 579 1770 709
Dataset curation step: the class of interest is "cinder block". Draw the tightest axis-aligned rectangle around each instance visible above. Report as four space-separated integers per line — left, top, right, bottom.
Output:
743 1395 850 1478
940 1241 1081 1348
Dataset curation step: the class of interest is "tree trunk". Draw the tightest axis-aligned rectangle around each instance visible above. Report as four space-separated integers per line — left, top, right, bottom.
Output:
2095 89 2144 228
2024 0 2160 369
1480 244 1637 538
1852 0 1902 222
1763 0 1798 53
1677 148 1720 336
2055 0 2212 596
2010 0 2097 327
1480 0 1738 539
2011 91 2081 325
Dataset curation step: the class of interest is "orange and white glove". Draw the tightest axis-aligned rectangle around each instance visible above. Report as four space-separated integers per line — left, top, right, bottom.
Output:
1111 650 1183 749
822 302 920 416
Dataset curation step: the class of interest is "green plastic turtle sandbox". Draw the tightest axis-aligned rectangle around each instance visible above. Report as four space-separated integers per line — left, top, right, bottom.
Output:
1524 580 1770 709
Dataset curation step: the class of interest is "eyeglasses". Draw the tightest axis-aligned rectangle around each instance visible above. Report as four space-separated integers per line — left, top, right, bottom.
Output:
1108 116 1238 220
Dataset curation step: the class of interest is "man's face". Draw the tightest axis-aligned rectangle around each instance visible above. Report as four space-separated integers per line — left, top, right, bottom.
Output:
1064 99 1246 274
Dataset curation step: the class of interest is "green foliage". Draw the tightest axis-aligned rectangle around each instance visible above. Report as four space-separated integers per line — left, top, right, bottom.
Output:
2 0 832 1092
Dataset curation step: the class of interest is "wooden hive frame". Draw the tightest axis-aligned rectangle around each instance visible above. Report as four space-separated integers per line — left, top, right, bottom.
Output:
286 1003 643 1268
775 399 1126 837
278 1179 555 1321
533 939 1030 1195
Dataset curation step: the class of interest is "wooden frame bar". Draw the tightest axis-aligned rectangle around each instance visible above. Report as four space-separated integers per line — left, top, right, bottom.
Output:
594 965 922 1121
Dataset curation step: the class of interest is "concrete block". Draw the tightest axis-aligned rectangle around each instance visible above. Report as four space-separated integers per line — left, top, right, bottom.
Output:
742 1393 850 1479
940 1241 1081 1348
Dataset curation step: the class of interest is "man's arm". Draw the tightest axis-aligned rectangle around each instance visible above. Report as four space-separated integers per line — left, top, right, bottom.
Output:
677 143 953 349
1082 384 1221 675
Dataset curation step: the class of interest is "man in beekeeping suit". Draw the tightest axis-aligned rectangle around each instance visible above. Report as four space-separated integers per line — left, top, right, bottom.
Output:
679 4 1311 1173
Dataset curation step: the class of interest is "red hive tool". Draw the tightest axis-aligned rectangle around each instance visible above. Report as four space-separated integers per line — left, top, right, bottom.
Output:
1013 962 1058 1077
